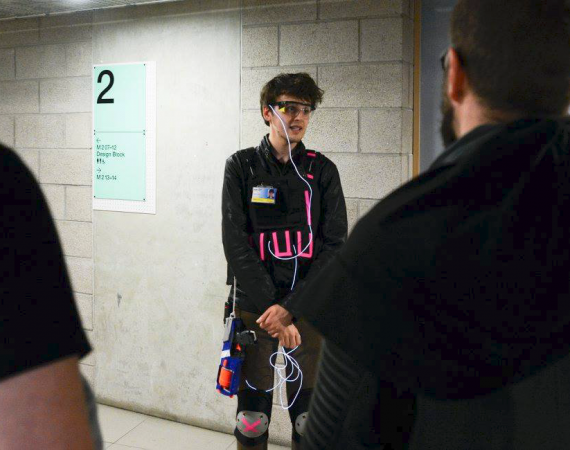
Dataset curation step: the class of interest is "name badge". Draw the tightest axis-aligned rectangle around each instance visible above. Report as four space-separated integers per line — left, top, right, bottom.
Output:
251 186 277 204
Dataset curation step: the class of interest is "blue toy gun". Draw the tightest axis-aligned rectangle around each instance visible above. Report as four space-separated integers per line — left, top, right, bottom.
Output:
216 310 257 397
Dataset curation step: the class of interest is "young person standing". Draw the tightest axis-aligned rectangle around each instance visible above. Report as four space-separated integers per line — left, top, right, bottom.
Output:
221 73 347 450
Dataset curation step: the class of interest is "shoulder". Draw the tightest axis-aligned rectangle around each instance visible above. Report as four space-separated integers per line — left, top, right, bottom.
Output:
304 149 339 180
226 147 257 167
0 144 57 246
304 149 336 167
0 144 42 206
1 144 31 180
0 144 61 255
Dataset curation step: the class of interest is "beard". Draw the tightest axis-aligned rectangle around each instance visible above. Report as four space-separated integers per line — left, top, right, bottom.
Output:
440 83 458 148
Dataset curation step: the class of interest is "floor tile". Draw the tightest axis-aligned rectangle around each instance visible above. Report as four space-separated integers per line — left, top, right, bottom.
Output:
97 404 147 443
225 440 289 450
107 445 147 450
116 416 235 450
98 405 290 450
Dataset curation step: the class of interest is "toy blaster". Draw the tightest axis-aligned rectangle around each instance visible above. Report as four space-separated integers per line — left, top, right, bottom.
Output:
216 300 257 397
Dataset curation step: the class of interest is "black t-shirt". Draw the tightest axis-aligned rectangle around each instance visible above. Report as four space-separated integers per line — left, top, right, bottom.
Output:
1 144 91 381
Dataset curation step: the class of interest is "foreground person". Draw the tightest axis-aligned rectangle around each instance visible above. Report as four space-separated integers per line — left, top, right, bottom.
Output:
298 1 570 449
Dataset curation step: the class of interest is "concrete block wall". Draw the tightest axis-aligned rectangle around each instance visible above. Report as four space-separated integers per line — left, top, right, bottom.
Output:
0 15 95 382
241 0 415 232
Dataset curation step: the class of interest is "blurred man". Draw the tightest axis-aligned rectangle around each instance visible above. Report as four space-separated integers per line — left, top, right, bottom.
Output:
0 143 102 449
298 1 570 449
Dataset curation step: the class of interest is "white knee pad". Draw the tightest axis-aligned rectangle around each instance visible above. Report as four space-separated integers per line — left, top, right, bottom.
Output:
294 412 308 437
236 411 269 439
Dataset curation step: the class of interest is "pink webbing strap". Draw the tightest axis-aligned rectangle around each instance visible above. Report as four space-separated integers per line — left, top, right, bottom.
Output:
304 190 312 226
306 151 316 179
297 232 313 258
272 230 293 257
259 233 265 261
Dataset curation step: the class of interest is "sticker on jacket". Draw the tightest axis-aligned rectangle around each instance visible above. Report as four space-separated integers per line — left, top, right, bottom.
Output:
251 186 277 204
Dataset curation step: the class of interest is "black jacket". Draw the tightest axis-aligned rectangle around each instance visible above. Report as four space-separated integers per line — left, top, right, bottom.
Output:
299 118 570 449
222 135 347 316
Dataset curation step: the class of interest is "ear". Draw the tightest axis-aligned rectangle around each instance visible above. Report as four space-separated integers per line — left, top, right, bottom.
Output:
262 105 273 124
446 48 468 106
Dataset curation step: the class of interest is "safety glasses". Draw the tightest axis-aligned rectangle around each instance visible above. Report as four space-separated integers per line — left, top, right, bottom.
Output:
274 101 315 118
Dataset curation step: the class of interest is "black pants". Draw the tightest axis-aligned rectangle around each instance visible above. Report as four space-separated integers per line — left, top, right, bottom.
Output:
235 309 322 448
302 341 416 450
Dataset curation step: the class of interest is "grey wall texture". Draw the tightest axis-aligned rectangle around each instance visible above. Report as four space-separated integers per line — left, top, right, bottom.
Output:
91 0 246 441
0 0 415 446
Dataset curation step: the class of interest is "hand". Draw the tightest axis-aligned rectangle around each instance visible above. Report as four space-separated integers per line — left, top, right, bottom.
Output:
277 324 302 349
257 304 293 336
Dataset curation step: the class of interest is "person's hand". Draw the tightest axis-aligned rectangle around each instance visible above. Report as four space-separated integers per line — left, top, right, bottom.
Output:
277 324 302 349
257 304 293 335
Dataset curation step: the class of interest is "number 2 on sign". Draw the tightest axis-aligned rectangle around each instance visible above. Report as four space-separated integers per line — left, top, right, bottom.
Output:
97 70 115 104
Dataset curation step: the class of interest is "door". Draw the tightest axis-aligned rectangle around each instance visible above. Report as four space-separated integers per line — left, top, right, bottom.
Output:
419 0 457 172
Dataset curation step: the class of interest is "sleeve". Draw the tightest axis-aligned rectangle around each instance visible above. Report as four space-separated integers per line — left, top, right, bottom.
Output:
295 214 423 392
0 148 91 382
221 154 277 312
295 200 513 399
279 159 348 318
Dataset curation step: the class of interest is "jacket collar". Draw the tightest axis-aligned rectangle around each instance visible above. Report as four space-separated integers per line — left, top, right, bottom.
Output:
430 124 499 170
430 117 570 171
259 134 306 164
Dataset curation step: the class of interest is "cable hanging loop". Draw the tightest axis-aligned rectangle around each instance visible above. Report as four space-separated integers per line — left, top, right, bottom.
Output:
246 346 304 410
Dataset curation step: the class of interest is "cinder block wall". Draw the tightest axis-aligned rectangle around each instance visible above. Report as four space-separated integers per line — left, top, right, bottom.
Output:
0 14 95 381
241 0 415 232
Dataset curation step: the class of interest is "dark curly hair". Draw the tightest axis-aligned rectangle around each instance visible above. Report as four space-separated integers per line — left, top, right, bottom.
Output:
260 73 324 125
451 0 570 117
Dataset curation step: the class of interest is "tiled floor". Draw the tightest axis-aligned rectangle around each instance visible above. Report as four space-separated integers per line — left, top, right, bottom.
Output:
98 404 289 450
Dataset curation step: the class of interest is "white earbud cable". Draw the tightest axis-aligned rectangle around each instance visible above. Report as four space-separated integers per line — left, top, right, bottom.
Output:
245 104 314 409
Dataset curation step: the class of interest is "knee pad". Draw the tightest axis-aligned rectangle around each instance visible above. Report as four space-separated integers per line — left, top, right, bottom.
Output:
288 388 313 443
236 410 270 438
235 389 272 447
294 411 309 437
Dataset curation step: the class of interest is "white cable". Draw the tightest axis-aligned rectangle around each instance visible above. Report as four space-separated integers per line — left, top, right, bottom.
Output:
267 105 314 262
245 346 304 410
231 276 237 318
245 104 313 409
291 245 299 290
